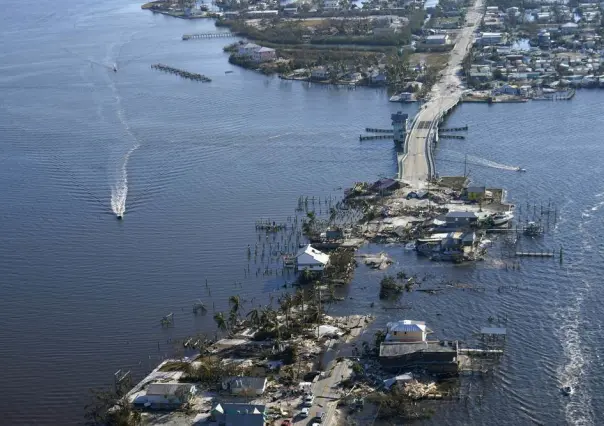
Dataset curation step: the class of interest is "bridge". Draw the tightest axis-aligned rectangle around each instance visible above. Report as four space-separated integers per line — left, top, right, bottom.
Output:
398 0 484 188
182 32 237 40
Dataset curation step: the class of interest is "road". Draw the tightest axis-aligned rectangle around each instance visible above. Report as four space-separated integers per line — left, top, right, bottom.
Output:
306 360 350 425
398 0 485 188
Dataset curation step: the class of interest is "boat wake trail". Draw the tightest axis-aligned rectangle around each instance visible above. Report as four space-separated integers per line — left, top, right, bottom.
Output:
109 80 140 218
438 149 519 171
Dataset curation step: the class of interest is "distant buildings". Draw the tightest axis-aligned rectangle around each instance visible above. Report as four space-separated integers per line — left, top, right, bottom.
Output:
424 34 451 45
478 32 503 46
237 43 276 62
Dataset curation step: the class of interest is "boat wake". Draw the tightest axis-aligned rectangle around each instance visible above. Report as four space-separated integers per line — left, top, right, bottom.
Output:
437 149 519 171
109 80 140 219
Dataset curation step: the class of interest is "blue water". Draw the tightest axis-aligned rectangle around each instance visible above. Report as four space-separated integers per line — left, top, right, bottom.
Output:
1 0 604 424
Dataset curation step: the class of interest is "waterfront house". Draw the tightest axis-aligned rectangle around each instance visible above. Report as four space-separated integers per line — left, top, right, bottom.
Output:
371 178 400 194
238 43 261 56
295 244 329 272
133 383 196 410
385 320 430 342
252 47 276 62
380 340 458 374
222 376 267 396
445 211 478 227
311 66 329 80
211 402 266 426
369 70 387 85
282 6 298 15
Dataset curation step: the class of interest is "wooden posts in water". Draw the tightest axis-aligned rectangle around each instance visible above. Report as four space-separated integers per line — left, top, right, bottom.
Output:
359 134 392 141
182 33 235 40
160 313 174 327
151 64 211 82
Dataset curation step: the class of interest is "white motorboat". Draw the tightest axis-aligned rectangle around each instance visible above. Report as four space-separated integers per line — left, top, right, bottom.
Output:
491 211 514 226
516 167 526 172
560 386 573 396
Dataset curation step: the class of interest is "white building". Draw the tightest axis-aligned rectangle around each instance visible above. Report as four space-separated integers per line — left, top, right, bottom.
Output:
479 32 502 45
311 66 329 80
238 43 261 56
295 244 330 271
385 320 430 343
323 0 340 10
424 34 450 45
133 383 197 410
222 377 267 396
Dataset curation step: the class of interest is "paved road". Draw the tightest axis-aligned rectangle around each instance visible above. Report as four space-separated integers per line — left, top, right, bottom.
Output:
308 361 350 425
398 0 484 188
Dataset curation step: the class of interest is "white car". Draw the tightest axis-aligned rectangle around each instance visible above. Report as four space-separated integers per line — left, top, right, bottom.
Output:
300 407 310 417
303 394 315 407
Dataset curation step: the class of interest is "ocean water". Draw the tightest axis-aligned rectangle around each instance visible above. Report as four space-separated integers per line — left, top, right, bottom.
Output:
1 0 603 424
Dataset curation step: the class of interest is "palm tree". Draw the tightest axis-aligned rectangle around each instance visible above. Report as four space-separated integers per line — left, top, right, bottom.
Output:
213 312 228 332
280 294 294 330
260 306 276 330
247 308 261 327
293 289 305 318
228 295 241 317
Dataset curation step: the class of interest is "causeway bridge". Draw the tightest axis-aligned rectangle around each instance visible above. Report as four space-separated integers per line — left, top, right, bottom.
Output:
398 0 484 188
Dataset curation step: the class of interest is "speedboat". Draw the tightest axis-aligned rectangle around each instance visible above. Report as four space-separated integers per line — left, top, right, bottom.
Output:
113 64 117 72
491 211 514 226
516 167 526 172
117 214 123 220
561 386 573 396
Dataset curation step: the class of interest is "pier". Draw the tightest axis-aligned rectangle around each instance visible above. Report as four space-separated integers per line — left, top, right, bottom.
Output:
360 134 393 141
365 128 394 133
151 64 211 82
532 89 575 101
398 0 484 187
439 125 468 132
182 32 236 40
438 134 465 140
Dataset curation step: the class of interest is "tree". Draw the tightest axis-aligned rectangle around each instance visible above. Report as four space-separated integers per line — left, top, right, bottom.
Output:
228 295 242 317
214 312 228 332
279 293 294 330
247 307 261 327
85 387 142 426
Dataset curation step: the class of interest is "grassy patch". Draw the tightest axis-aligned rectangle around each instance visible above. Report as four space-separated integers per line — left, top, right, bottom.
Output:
159 361 190 372
409 52 449 70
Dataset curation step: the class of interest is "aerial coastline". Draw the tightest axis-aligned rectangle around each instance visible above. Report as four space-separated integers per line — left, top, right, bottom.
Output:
93 0 600 424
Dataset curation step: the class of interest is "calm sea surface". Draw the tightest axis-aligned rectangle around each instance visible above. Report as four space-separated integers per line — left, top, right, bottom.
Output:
1 1 603 424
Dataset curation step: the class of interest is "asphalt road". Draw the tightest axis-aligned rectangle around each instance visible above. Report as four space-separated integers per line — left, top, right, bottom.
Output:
399 0 485 188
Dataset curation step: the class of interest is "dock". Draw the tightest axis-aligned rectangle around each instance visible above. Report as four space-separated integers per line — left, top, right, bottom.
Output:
151 64 211 82
360 134 393 141
365 128 394 134
438 134 465 140
182 33 236 40
532 89 575 101
438 125 468 132
515 251 555 257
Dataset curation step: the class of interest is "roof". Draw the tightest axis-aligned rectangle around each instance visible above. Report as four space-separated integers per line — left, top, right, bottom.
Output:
466 186 486 193
481 32 502 37
426 34 447 40
380 341 456 357
562 22 579 27
296 244 329 265
226 376 267 390
146 383 194 396
446 211 478 218
242 43 260 49
212 402 266 415
256 47 275 53
387 320 426 333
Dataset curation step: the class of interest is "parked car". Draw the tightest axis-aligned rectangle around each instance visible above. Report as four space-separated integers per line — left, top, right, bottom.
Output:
281 420 292 426
300 407 310 418
313 411 326 423
303 394 315 407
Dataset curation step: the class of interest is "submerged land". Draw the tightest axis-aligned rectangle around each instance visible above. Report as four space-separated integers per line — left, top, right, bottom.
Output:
87 0 588 423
